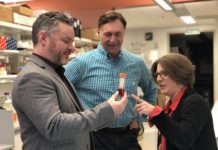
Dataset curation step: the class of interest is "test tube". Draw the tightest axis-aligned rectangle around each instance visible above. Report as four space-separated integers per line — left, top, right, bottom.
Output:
118 73 127 97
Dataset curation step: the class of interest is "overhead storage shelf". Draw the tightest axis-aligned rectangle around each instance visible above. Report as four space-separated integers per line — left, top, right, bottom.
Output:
0 21 32 33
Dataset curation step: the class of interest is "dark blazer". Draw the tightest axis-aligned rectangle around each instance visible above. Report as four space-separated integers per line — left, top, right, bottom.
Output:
151 88 217 150
12 55 115 150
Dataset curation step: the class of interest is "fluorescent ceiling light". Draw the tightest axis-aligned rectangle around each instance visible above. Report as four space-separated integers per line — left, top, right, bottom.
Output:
180 16 196 24
185 29 200 35
0 0 31 3
154 0 173 11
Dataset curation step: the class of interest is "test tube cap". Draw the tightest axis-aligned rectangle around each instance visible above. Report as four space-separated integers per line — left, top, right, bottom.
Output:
119 73 127 78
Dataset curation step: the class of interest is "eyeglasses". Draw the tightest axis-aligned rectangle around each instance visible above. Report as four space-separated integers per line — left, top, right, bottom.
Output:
154 71 168 78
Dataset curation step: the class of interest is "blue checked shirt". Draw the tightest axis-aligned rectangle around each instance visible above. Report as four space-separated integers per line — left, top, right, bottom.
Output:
64 43 157 128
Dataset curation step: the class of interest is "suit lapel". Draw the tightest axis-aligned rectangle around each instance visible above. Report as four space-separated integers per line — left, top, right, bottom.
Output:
29 55 83 111
51 72 83 111
64 77 84 110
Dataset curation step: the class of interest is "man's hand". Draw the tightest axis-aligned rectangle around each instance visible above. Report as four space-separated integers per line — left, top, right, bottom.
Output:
107 92 128 116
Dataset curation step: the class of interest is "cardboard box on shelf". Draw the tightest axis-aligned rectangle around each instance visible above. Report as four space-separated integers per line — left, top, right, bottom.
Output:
81 28 100 41
13 12 36 27
12 4 33 17
0 35 7 50
0 5 13 23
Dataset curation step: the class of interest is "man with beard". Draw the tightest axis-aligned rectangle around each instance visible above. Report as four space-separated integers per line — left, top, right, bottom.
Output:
12 11 128 150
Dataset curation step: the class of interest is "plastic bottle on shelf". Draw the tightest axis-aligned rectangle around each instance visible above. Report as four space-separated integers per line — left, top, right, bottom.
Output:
3 92 12 110
0 95 5 108
5 55 11 75
17 55 28 73
3 92 17 124
0 63 7 75
4 92 10 100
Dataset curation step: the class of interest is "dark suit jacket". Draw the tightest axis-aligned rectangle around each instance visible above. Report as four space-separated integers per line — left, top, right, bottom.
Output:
12 55 115 150
151 88 217 150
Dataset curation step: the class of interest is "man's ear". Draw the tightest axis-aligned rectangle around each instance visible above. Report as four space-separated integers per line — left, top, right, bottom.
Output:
97 30 100 37
38 31 48 47
97 29 102 38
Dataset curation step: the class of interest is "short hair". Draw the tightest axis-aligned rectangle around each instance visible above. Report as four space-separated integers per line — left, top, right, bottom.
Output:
32 12 74 46
151 53 196 88
98 11 127 29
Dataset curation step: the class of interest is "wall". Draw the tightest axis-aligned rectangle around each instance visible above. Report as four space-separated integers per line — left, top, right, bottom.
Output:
123 24 218 102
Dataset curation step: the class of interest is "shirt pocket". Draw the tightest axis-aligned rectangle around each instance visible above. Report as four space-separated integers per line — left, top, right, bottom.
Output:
125 76 140 94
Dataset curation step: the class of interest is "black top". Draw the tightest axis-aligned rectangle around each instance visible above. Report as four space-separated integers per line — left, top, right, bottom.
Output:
151 88 217 150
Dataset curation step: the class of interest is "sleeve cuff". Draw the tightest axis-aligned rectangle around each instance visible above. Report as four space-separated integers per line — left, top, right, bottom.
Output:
148 106 163 127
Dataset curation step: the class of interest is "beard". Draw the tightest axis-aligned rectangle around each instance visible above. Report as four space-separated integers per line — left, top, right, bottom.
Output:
48 41 69 65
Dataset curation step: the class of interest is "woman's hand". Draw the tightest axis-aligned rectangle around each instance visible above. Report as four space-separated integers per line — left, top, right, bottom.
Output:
131 94 155 116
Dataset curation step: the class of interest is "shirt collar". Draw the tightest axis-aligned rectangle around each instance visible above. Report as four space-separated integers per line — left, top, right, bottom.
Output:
97 43 123 60
33 53 65 75
169 86 188 112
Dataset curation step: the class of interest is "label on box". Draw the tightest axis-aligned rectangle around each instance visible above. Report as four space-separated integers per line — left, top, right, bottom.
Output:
13 12 35 26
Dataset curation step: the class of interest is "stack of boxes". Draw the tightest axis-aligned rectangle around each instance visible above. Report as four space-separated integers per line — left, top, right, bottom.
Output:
0 4 34 51
0 4 34 75
0 4 13 23
12 4 35 26
0 3 34 26
0 36 16 50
